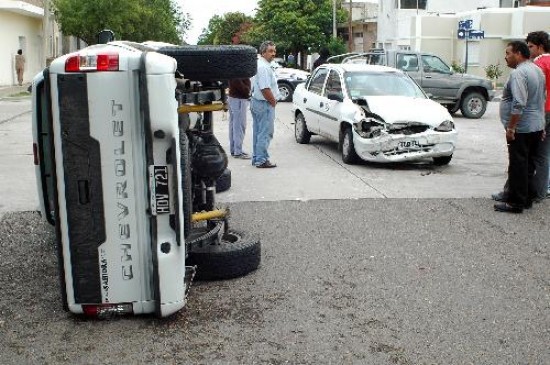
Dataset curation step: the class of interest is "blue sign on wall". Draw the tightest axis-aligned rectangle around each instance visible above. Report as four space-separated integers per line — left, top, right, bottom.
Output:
458 19 473 30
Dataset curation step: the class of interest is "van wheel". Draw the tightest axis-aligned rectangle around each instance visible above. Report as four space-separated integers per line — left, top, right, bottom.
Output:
341 126 358 164
188 230 261 281
460 92 486 119
295 112 311 144
216 168 231 193
157 45 257 81
179 132 192 238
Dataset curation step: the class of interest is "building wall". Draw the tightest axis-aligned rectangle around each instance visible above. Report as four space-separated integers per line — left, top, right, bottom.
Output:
0 10 43 86
377 0 501 49
411 7 550 82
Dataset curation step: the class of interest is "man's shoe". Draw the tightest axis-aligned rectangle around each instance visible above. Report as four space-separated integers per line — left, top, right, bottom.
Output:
256 160 277 168
234 152 251 159
494 202 523 213
491 191 507 202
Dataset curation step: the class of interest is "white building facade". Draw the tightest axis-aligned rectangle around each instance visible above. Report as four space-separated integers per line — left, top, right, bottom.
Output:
0 0 66 87
376 0 502 49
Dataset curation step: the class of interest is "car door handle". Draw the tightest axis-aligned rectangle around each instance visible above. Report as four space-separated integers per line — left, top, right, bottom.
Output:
303 98 307 103
425 75 432 78
320 102 324 107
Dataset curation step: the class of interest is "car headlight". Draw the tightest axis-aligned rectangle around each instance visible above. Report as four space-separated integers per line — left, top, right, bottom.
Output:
353 116 387 138
434 120 454 132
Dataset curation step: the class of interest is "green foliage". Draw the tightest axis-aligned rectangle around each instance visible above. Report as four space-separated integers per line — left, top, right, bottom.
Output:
246 0 348 55
197 12 253 45
484 63 504 80
450 60 465 73
52 0 190 45
326 37 347 58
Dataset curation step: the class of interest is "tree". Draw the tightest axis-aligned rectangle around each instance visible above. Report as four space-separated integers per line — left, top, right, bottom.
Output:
244 0 347 58
52 0 190 45
197 12 253 45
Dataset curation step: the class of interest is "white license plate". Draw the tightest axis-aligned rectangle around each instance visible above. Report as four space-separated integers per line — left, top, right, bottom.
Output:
149 165 171 215
398 140 421 150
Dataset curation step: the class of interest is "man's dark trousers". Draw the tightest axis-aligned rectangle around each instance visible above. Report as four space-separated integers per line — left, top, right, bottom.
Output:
507 130 543 207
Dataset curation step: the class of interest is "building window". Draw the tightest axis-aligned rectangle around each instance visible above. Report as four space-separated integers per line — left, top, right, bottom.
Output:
400 0 427 9
353 32 364 38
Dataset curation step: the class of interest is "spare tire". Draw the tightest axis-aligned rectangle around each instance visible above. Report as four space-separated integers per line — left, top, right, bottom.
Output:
157 45 257 81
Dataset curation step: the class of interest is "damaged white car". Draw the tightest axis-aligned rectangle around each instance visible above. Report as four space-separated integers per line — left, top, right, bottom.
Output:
292 64 457 165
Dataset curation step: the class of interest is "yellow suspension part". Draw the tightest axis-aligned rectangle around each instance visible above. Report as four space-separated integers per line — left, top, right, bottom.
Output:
178 102 227 114
191 209 227 222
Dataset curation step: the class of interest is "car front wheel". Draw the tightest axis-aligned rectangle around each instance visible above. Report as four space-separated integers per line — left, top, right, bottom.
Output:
295 112 311 144
460 92 487 119
278 82 293 102
433 155 452 166
341 126 358 164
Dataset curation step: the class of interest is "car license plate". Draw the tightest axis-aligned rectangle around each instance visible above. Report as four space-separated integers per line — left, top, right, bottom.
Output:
398 140 420 150
149 165 171 215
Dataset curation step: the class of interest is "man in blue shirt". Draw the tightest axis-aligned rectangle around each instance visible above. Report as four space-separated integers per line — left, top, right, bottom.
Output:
251 41 280 168
494 41 546 213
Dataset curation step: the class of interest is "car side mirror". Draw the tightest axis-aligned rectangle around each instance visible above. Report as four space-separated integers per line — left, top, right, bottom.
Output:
327 92 344 102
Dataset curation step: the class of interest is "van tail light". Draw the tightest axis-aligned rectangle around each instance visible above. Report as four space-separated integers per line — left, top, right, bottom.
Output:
65 53 119 72
33 143 39 165
82 303 133 318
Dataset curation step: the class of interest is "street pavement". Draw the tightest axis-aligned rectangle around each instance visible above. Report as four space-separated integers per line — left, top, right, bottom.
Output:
1 93 549 364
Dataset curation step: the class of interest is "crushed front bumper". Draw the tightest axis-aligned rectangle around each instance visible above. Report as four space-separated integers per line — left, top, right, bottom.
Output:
353 129 458 163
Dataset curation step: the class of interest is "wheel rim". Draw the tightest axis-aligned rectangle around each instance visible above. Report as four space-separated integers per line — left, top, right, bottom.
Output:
467 97 483 114
279 85 290 100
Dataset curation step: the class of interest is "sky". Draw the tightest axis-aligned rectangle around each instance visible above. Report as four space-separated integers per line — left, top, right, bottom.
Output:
178 0 259 45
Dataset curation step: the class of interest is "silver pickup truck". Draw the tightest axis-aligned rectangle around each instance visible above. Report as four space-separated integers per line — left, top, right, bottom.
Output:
341 50 495 119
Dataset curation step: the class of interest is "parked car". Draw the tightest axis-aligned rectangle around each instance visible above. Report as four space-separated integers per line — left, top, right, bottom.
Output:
341 49 495 119
271 62 309 102
292 64 457 165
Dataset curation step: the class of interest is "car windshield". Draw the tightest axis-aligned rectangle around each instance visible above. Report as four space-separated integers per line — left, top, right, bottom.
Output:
344 71 426 99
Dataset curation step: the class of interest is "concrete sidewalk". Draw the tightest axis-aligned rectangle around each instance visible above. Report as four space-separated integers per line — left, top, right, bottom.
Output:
0 83 31 100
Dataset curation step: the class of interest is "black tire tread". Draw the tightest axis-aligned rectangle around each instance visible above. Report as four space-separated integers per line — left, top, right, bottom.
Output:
188 230 261 281
157 45 257 81
216 168 231 193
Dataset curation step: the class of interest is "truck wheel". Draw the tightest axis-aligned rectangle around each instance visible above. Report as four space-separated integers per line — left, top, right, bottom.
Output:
215 168 231 193
189 230 261 281
157 45 257 81
341 126 358 164
180 131 192 238
295 112 311 144
278 82 293 102
460 92 486 119
433 155 453 166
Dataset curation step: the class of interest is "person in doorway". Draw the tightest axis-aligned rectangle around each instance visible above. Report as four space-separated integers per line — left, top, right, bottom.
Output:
313 47 329 70
492 32 550 203
228 78 252 159
250 41 279 168
15 49 25 86
494 41 545 213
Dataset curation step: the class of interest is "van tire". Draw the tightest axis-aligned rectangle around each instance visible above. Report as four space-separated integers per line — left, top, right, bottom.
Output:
157 45 257 81
216 168 231 193
189 230 261 280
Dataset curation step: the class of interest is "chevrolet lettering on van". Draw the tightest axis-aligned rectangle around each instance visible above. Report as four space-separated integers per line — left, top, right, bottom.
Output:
112 107 134 281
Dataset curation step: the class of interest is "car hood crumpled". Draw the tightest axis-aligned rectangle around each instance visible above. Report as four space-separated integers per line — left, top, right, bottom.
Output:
364 96 452 127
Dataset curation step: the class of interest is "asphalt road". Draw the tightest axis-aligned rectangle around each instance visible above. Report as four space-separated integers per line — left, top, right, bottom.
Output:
0 96 548 364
